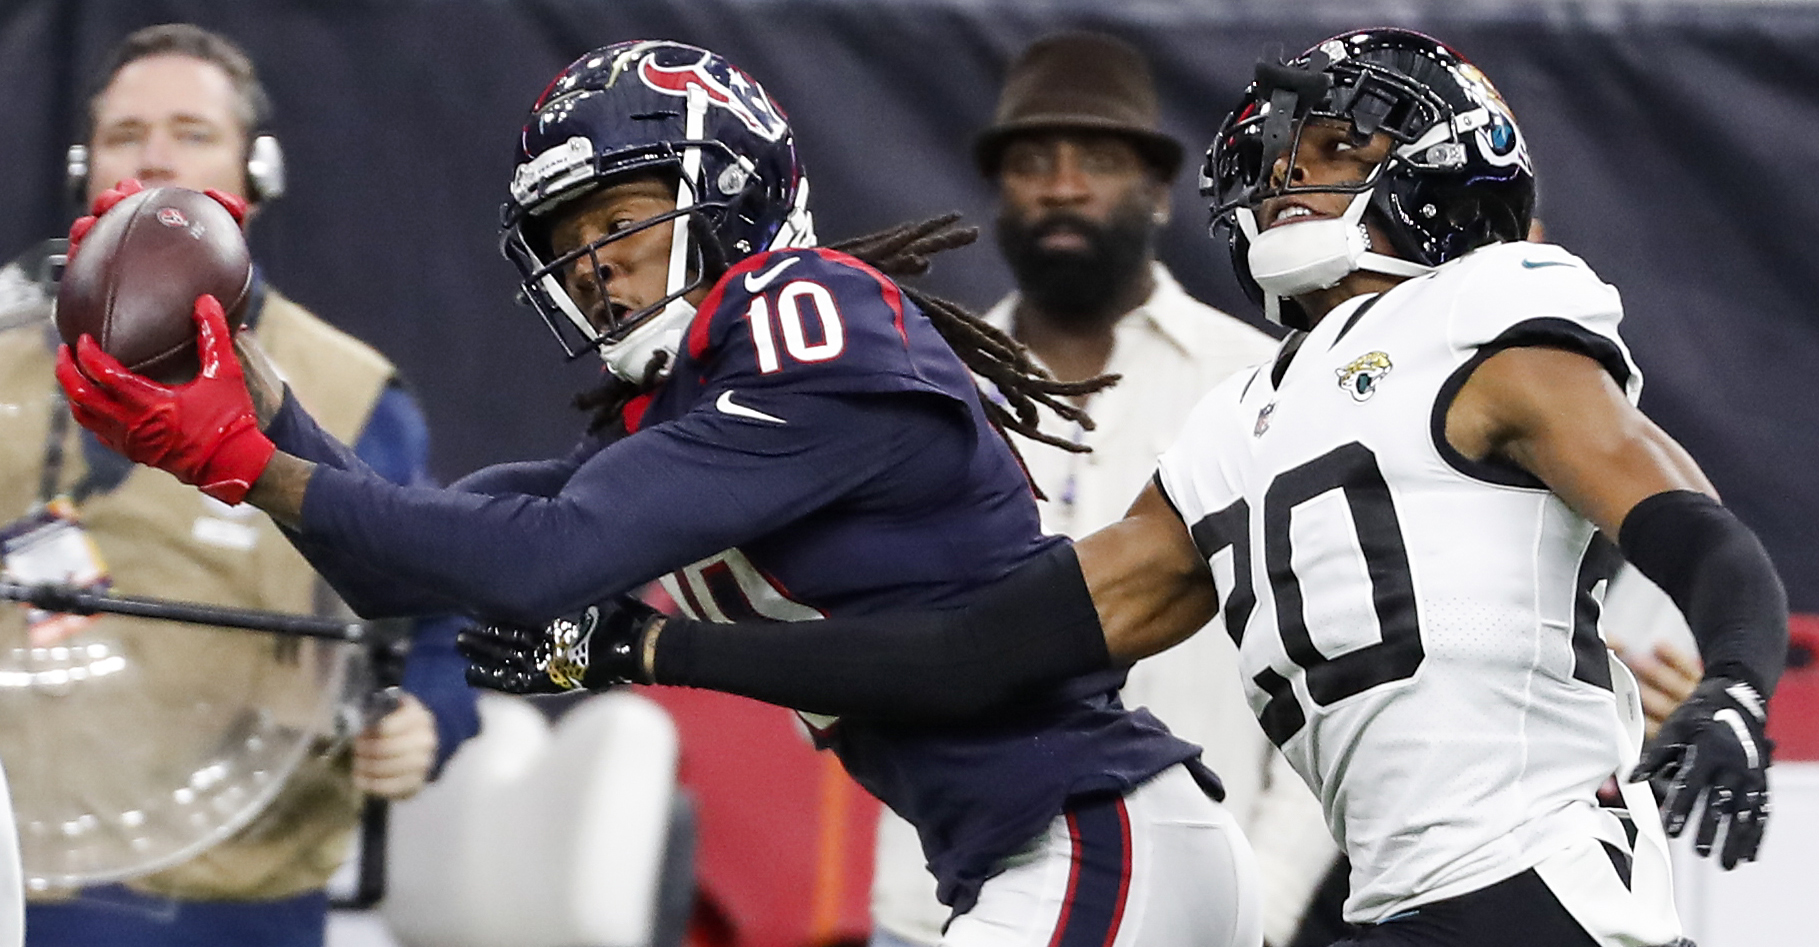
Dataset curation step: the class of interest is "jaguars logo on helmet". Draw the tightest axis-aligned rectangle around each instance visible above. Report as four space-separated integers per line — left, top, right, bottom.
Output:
1200 28 1536 330
501 40 816 382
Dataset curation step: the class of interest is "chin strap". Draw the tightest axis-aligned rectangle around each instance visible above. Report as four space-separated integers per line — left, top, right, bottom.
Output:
1241 191 1433 324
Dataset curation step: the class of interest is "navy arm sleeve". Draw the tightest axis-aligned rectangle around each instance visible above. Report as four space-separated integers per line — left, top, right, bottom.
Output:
268 388 596 617
265 381 589 498
299 390 971 625
450 453 589 498
266 384 376 477
270 386 457 615
268 384 592 498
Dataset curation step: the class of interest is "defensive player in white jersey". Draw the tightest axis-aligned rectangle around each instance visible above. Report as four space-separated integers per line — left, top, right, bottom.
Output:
468 28 1788 947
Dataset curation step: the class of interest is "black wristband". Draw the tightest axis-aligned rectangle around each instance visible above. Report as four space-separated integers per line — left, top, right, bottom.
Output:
652 542 1111 720
1618 490 1789 696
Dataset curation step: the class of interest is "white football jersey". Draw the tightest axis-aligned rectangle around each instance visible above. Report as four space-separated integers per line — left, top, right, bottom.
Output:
1156 241 1680 942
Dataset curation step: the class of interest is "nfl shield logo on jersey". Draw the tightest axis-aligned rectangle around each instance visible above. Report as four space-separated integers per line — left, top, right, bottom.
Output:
1336 351 1393 402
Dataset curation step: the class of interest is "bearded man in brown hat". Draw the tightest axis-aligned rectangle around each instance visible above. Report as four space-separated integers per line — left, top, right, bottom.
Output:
868 31 1338 947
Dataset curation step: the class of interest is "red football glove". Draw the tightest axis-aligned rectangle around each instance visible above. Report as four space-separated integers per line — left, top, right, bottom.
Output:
66 179 248 262
55 294 275 505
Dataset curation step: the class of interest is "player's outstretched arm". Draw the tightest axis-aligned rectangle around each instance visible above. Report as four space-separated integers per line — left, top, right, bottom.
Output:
645 542 1108 719
1449 344 1788 868
246 451 314 527
583 484 1219 720
1078 483 1224 664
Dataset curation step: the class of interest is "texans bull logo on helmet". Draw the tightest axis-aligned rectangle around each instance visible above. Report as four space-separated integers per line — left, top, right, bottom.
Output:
637 52 789 142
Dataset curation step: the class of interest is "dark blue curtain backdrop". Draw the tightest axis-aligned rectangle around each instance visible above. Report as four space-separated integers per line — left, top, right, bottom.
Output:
0 0 1813 609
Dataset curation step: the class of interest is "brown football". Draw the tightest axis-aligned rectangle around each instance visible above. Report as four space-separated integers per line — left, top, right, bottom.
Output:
55 187 253 384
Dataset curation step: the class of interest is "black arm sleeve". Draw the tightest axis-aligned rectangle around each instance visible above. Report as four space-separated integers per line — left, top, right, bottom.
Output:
651 542 1113 720
1618 489 1789 696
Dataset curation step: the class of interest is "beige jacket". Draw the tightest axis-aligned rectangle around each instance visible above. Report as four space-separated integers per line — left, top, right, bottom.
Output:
0 280 395 901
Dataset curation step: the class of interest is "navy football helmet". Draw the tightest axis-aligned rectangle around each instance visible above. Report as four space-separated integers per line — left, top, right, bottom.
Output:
1201 29 1535 329
502 40 815 380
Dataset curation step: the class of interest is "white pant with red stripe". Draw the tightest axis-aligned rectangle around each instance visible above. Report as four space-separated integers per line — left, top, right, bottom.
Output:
942 764 1262 947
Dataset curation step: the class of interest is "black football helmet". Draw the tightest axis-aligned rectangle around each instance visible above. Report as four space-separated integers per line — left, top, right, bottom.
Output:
501 40 815 380
1201 28 1535 328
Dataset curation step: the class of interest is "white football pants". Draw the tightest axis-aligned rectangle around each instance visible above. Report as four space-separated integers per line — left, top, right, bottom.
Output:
943 763 1262 947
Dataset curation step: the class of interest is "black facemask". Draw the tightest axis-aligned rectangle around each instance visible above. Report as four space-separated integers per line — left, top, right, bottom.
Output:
995 195 1157 323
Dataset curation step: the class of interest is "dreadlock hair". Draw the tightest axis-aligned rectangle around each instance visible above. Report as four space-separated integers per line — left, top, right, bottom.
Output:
575 214 1119 483
829 214 1116 468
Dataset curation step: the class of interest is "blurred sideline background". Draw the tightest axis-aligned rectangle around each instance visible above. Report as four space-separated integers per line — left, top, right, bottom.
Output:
0 1 1815 946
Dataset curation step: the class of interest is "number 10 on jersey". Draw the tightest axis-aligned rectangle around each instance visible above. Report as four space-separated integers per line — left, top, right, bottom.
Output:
748 282 846 372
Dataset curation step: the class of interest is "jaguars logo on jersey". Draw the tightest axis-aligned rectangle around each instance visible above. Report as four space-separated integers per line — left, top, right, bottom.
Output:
1336 351 1393 402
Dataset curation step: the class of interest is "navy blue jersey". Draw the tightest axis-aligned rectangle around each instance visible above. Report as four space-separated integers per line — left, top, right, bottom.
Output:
270 248 1205 912
635 248 1053 617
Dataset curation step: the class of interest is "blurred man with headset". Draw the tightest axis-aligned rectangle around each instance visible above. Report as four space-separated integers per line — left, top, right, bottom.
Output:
0 23 475 947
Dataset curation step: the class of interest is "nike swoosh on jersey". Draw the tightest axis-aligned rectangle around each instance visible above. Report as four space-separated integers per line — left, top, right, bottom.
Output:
1521 259 1573 269
743 256 801 293
715 390 787 424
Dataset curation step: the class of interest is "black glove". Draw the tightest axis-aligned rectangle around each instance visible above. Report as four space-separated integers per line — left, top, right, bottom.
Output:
459 597 661 694
1629 675 1773 868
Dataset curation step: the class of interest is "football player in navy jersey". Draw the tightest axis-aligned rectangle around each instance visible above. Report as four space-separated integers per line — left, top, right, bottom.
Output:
55 40 1263 947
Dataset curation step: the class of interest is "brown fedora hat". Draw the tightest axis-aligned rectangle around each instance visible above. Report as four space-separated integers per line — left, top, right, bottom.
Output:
974 31 1184 180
